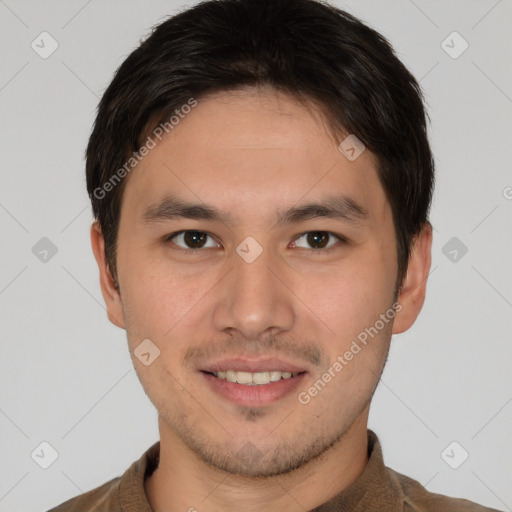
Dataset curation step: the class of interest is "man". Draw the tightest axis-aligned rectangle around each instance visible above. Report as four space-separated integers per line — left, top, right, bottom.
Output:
48 0 502 510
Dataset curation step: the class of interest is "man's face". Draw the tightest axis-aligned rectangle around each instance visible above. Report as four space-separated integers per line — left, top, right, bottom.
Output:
111 88 400 476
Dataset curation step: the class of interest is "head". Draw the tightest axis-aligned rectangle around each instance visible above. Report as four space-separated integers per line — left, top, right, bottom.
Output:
89 0 433 477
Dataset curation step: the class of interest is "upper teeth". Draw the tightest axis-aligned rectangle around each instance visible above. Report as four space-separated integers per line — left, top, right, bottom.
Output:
213 370 298 385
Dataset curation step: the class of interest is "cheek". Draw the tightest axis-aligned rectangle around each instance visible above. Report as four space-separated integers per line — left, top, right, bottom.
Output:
297 253 394 343
119 259 184 337
120 269 201 394
120 255 223 356
296 263 395 409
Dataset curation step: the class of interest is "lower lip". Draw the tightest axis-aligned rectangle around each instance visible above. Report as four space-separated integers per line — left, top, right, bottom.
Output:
201 371 307 407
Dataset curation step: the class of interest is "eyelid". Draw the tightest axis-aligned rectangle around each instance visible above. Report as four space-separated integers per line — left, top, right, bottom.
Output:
291 231 345 251
165 230 347 253
165 230 221 252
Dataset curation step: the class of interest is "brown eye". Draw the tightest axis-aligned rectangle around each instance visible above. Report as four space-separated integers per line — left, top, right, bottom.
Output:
183 231 207 248
293 231 341 250
167 231 219 250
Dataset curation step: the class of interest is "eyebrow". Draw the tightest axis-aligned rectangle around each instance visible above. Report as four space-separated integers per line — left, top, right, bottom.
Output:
142 194 368 226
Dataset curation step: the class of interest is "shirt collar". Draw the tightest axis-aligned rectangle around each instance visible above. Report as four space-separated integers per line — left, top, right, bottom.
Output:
312 429 404 511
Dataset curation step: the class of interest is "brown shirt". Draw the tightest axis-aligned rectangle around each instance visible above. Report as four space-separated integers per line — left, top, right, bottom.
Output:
47 430 502 512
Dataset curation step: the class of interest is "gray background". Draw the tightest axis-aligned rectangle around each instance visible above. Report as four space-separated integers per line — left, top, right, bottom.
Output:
0 0 511 511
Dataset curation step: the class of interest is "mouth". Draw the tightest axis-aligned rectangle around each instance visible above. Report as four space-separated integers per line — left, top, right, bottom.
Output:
199 360 308 407
201 369 305 385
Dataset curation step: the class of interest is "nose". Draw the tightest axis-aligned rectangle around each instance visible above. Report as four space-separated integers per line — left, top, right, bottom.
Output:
212 243 295 340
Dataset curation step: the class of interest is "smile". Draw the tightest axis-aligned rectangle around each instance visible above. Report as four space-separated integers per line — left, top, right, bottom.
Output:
210 370 302 385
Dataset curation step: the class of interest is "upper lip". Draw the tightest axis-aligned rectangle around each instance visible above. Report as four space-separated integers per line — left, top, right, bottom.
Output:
201 357 308 374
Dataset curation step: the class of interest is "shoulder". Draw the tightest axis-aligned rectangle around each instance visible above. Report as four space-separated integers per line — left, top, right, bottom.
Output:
46 476 120 512
387 467 503 512
46 441 159 512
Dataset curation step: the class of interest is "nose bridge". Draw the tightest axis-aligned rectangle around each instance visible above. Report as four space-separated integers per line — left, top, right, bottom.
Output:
212 240 295 338
234 248 273 301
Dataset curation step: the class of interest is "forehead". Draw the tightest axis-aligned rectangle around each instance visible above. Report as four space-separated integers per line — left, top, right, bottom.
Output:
121 88 388 224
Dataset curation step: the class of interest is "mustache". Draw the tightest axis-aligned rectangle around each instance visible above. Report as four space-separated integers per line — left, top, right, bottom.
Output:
183 334 325 370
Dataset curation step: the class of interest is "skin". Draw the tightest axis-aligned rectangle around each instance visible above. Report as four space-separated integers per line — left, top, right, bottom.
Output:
91 87 432 512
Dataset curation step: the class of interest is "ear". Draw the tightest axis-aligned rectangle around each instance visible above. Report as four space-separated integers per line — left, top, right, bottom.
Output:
392 222 433 335
90 221 126 329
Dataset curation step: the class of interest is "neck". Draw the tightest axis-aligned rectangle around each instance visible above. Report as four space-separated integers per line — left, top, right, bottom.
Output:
145 412 369 512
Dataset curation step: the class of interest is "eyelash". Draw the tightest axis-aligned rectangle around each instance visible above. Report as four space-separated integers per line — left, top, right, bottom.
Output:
164 230 347 254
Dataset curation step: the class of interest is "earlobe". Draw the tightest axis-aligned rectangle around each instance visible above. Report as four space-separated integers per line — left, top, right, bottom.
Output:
90 221 126 329
392 222 433 335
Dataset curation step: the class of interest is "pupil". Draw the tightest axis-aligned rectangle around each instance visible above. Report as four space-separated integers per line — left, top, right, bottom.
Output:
307 231 328 249
184 231 206 248
181 232 330 250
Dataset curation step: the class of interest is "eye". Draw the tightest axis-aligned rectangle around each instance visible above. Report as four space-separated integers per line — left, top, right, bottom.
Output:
166 231 220 251
291 231 343 250
165 230 345 253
